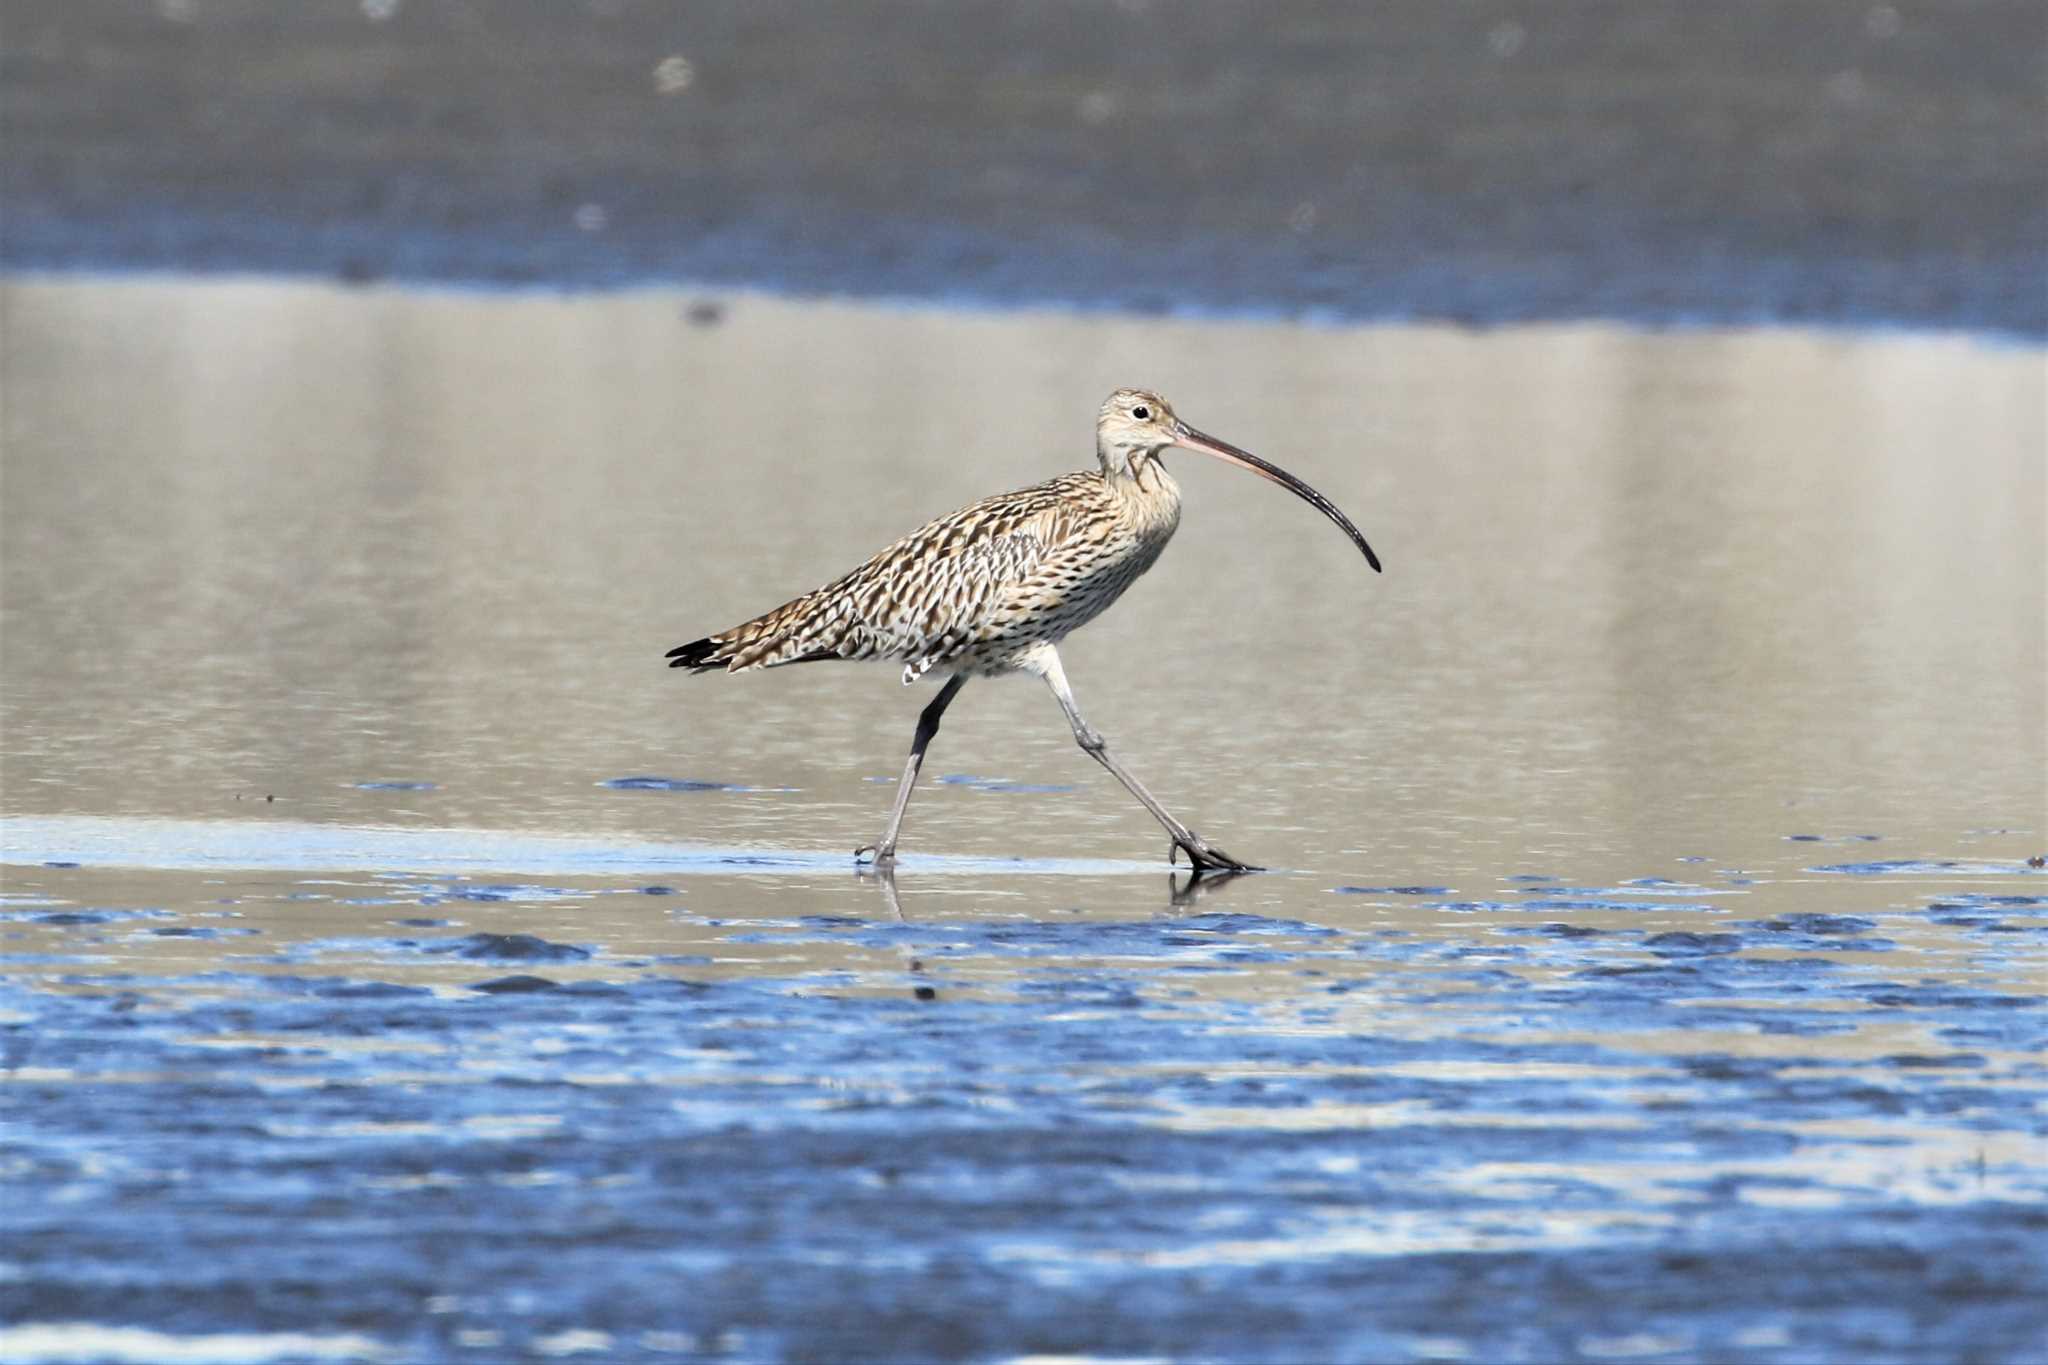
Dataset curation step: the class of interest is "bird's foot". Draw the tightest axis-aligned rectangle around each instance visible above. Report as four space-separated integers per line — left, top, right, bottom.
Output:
1170 833 1261 874
854 844 896 867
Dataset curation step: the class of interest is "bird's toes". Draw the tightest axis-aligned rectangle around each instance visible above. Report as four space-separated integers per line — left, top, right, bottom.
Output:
1178 835 1261 874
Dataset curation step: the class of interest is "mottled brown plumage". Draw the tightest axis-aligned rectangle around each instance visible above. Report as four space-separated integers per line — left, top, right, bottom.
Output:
668 388 1380 871
667 465 1180 682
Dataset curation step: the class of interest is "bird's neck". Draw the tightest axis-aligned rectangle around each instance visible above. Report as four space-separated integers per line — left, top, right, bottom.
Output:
1101 453 1180 510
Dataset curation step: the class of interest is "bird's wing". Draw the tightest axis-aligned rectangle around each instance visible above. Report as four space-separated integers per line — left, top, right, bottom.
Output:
951 527 1055 585
879 520 1065 680
673 475 1099 674
839 478 1114 679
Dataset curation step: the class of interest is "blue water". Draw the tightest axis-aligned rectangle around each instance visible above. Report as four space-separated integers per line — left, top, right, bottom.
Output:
2 820 2043 1362
14 209 2044 342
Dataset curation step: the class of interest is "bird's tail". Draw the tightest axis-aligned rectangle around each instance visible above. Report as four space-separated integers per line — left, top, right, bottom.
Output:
663 635 734 673
666 591 852 673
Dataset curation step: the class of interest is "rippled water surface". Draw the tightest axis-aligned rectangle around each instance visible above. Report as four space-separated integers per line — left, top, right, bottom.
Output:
2 278 2044 1362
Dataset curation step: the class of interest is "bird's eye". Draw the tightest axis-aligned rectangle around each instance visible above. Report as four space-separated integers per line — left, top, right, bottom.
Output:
1132 405 1151 420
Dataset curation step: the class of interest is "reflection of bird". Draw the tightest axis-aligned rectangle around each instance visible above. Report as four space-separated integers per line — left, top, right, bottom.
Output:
861 858 1249 940
669 389 1380 871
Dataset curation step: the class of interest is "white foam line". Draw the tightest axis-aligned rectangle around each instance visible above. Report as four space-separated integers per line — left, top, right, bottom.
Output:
0 1322 392 1364
0 814 1158 878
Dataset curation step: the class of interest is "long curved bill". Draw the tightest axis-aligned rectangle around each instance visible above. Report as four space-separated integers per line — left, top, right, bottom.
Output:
1172 422 1382 573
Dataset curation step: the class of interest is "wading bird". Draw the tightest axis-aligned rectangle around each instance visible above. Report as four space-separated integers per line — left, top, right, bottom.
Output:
667 389 1380 871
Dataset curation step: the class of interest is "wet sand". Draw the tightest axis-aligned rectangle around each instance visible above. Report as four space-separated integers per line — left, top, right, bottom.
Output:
5 1 2044 334
2 276 2044 1361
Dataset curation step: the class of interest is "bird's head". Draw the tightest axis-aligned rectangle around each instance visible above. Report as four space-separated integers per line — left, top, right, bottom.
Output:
1094 387 1382 573
1096 388 1182 468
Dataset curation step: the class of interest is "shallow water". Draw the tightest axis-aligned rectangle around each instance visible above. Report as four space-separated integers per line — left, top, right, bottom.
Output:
2 277 2045 1362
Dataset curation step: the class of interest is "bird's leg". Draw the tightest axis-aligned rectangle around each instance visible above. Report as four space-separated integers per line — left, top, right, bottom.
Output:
1036 648 1261 873
855 673 968 866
